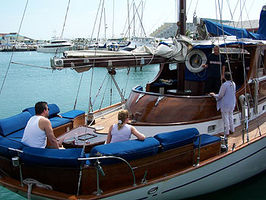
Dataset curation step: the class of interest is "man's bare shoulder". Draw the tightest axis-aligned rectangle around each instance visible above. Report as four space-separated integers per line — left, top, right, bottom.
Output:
38 116 51 128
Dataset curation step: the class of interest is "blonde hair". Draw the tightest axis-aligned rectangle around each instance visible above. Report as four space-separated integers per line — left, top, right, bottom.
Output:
117 110 129 130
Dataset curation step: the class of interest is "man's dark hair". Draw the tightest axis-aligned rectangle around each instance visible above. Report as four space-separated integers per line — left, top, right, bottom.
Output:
35 101 48 115
224 72 232 81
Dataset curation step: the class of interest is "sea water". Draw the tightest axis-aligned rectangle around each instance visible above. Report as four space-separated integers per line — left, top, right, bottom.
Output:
0 51 265 199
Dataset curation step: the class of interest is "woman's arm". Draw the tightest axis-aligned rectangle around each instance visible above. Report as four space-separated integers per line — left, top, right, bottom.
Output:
106 125 113 144
131 126 145 141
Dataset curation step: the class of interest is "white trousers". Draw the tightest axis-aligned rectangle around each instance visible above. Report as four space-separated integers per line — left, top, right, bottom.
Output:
222 111 234 135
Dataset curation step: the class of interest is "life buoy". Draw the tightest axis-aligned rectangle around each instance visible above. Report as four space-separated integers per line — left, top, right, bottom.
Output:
185 49 207 73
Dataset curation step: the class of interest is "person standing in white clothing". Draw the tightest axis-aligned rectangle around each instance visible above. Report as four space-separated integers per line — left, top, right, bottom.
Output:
21 101 60 148
210 72 236 136
106 110 145 144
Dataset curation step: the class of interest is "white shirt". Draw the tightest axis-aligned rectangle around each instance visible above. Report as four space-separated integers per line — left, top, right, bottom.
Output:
110 124 132 143
21 115 47 148
214 80 236 112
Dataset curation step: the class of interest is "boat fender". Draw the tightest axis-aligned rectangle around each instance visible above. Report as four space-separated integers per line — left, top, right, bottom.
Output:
185 49 207 73
239 94 251 120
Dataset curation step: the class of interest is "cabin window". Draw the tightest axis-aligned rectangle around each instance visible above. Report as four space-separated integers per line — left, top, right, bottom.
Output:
233 118 237 124
208 125 216 133
263 105 266 111
169 63 177 71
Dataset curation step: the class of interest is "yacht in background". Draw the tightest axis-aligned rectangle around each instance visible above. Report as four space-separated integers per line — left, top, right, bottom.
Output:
37 39 73 53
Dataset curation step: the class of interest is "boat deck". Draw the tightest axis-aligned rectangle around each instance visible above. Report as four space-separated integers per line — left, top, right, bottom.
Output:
91 107 266 152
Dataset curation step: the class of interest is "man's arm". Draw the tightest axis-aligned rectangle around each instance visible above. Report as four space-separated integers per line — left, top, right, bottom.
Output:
42 119 59 149
221 65 225 80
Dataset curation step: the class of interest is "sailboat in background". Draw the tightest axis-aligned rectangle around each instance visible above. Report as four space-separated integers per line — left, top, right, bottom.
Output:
0 0 265 199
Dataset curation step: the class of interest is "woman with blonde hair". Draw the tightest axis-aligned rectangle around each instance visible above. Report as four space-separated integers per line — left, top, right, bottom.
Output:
106 110 145 144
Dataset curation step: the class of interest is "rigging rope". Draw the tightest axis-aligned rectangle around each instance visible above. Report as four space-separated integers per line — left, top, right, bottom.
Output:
55 0 71 56
89 0 102 46
60 0 71 39
0 0 29 96
73 73 84 110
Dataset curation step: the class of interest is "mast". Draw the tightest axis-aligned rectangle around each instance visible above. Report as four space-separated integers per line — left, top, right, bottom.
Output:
177 0 186 35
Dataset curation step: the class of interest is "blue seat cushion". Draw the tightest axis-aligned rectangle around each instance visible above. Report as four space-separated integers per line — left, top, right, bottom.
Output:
49 117 71 128
6 129 24 140
23 104 60 118
90 137 160 164
194 134 221 148
61 110 85 119
21 147 84 167
0 112 31 136
0 137 25 158
48 104 60 118
22 106 36 116
154 128 199 151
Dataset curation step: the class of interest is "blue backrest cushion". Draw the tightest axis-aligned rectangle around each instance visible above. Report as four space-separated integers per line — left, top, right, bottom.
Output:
0 137 24 158
154 128 199 151
194 134 221 148
48 104 60 118
23 104 60 118
61 110 85 119
90 137 160 164
0 112 31 136
6 129 24 140
49 117 71 128
22 107 35 116
21 147 84 167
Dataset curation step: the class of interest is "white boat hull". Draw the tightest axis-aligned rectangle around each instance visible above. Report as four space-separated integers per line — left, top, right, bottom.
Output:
105 137 266 200
37 46 72 53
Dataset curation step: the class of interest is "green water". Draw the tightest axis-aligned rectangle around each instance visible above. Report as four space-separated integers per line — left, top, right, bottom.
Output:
0 51 265 199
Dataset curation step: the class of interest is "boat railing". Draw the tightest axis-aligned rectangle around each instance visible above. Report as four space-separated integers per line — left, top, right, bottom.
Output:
78 156 136 196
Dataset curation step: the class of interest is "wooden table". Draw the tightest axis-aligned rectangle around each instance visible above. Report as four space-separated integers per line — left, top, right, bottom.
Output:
57 126 107 152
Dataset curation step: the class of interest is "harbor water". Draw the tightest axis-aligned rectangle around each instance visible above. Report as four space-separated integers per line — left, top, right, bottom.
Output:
0 51 265 199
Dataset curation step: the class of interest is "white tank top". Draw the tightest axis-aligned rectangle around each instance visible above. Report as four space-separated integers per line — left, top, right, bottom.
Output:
110 124 132 143
22 116 47 148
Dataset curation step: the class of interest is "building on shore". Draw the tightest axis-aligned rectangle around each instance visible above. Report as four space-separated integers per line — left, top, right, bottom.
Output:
0 33 37 51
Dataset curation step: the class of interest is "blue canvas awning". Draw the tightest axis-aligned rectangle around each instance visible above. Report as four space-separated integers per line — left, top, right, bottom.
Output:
203 6 266 40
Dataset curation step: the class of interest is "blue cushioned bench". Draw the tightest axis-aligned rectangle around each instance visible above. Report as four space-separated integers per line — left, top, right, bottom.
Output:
0 136 25 158
90 137 160 164
0 112 31 141
194 134 221 148
154 128 199 151
23 104 72 129
20 146 85 167
23 104 85 129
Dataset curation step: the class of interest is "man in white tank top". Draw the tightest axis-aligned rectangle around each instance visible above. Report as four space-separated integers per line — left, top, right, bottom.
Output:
22 102 60 148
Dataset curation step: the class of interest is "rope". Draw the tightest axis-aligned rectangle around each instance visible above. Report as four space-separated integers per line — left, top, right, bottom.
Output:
92 72 108 107
123 68 131 97
89 0 102 46
98 75 110 110
96 0 105 45
23 178 53 200
10 62 53 70
88 67 95 112
60 0 71 39
0 0 29 96
55 0 71 56
73 73 84 110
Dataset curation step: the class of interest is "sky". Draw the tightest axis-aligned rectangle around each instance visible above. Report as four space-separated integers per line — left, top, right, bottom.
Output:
0 0 265 40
